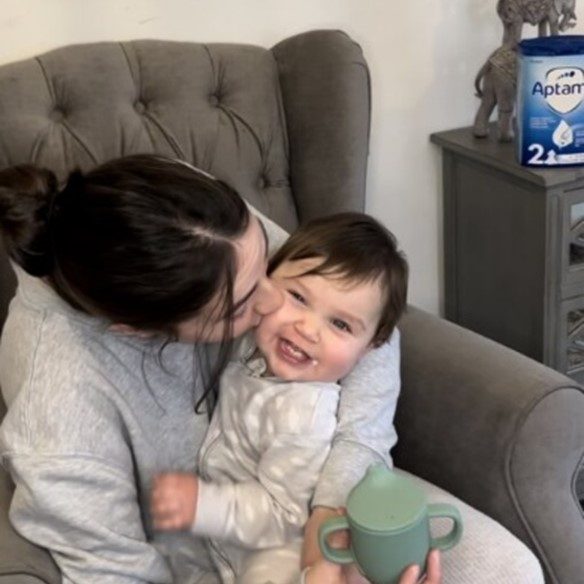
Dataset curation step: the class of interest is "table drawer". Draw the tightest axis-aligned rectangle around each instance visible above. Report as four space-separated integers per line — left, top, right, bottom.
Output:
558 295 584 382
560 189 584 294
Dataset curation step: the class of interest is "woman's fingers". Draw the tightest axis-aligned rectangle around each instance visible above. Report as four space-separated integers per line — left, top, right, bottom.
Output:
399 564 421 584
399 550 442 584
424 549 442 583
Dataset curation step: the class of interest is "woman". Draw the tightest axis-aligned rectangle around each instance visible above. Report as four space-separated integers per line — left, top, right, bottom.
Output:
0 154 432 583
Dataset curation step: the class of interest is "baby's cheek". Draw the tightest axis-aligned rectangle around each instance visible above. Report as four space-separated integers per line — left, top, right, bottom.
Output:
329 347 362 380
254 322 272 354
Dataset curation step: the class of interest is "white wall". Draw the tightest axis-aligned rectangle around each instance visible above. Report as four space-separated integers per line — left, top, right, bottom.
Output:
1 0 579 313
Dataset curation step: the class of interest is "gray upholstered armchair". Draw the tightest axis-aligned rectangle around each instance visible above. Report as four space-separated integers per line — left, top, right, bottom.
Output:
0 30 582 584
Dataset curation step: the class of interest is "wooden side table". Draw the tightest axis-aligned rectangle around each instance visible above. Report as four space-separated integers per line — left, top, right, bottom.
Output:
431 126 584 383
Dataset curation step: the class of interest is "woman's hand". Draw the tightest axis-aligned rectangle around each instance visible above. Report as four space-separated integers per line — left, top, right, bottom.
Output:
399 549 442 584
150 472 199 530
303 506 340 567
304 560 344 584
303 506 442 584
305 550 441 584
303 507 357 583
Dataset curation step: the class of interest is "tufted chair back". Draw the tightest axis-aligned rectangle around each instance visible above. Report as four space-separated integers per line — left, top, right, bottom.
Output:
0 31 371 331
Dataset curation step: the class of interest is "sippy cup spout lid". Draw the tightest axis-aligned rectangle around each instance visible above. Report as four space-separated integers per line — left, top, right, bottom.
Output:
346 464 426 532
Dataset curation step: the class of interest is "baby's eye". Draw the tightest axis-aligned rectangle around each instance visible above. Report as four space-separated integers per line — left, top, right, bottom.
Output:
332 319 352 333
288 290 306 304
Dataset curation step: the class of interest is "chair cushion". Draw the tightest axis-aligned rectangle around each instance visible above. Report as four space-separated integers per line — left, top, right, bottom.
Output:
0 39 300 331
0 40 295 229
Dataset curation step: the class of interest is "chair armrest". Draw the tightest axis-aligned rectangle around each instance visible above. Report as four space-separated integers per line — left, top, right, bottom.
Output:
0 467 60 584
395 306 584 584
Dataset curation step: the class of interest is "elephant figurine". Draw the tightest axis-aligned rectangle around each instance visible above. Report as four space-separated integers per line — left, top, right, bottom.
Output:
497 0 578 47
554 0 577 32
473 45 517 142
539 0 578 34
474 0 577 142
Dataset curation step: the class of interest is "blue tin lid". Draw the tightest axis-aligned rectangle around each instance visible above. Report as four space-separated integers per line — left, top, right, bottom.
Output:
519 36 584 56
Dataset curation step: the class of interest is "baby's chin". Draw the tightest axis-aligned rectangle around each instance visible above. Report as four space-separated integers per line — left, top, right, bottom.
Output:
255 335 346 383
263 355 340 384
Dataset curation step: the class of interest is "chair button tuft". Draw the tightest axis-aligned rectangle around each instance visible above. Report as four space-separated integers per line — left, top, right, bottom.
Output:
50 108 64 122
135 101 146 114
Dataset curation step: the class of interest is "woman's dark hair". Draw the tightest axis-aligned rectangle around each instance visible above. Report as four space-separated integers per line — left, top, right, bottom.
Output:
268 212 408 347
0 154 250 413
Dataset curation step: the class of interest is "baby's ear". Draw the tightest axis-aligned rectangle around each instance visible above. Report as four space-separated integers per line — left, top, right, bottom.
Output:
108 323 154 338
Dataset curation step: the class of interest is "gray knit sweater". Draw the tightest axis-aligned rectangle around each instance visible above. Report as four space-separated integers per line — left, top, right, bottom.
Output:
0 220 399 583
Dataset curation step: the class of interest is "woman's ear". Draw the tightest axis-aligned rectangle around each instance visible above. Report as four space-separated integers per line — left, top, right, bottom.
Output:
108 323 154 338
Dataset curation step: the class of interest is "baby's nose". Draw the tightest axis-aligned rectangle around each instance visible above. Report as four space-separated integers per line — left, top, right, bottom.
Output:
296 314 320 343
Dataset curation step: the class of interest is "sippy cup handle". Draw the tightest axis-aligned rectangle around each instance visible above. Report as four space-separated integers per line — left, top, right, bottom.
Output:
318 517 355 564
428 503 463 551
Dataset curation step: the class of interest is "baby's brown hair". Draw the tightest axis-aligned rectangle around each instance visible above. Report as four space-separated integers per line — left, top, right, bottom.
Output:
268 212 408 347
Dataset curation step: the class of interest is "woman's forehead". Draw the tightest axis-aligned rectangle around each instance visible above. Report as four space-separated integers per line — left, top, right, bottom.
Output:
233 216 267 289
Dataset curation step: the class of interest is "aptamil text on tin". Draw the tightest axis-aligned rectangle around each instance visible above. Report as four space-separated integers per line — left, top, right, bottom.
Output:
518 36 584 167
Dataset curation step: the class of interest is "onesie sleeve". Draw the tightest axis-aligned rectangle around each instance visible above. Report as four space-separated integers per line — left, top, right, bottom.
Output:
312 330 400 508
193 388 338 549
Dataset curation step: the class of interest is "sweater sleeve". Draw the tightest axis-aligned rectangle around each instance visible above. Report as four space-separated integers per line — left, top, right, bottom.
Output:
312 329 401 508
2 451 171 584
193 390 337 549
0 360 173 584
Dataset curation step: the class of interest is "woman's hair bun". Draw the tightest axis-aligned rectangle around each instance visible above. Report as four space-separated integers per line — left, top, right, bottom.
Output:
0 164 59 276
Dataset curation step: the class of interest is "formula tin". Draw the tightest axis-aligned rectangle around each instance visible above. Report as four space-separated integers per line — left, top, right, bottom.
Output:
517 36 584 167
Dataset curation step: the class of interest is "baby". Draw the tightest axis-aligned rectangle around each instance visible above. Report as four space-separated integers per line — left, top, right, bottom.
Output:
150 212 408 584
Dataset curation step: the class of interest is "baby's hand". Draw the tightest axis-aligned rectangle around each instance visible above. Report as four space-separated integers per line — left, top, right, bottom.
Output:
150 472 199 530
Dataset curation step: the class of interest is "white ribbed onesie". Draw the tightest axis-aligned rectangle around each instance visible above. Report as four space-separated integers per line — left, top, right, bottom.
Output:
193 354 339 584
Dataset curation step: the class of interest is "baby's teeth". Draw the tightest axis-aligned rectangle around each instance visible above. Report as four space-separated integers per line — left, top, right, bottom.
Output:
289 344 302 357
285 340 305 358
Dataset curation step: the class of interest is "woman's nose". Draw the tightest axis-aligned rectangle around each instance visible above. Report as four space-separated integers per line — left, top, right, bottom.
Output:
253 277 283 316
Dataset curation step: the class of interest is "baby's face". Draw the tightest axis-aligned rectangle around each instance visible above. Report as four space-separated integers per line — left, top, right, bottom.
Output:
255 257 384 382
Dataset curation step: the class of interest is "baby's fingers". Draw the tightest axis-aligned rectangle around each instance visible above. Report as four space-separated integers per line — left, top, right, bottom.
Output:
151 498 186 529
153 512 185 531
